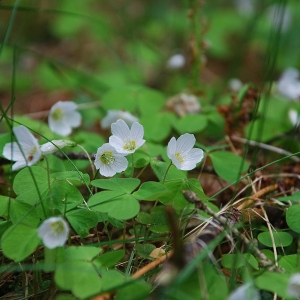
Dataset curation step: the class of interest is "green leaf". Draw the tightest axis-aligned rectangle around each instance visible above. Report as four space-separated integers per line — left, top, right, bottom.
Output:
158 179 205 210
279 255 298 273
209 151 249 182
136 88 165 116
99 269 125 292
66 209 98 238
89 191 140 220
102 87 139 112
0 195 9 217
136 212 151 225
9 200 39 226
135 243 156 258
149 207 169 234
115 281 152 300
255 272 290 298
55 260 102 299
150 159 186 182
221 253 259 270
51 171 90 185
13 167 50 211
257 231 293 247
91 178 140 193
286 204 300 233
132 181 169 200
93 249 125 268
278 190 300 202
173 115 208 134
141 113 173 142
1 224 40 262
44 181 83 214
62 246 101 262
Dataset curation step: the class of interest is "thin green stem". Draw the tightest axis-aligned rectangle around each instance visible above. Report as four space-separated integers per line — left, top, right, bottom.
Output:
44 156 53 215
77 144 96 179
162 162 173 184
131 153 134 178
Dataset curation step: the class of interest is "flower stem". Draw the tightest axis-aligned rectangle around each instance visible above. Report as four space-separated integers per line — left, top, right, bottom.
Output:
44 156 53 215
131 153 134 177
162 162 173 184
77 144 96 179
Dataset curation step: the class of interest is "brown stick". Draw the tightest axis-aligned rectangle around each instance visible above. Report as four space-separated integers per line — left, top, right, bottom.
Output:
236 184 278 210
131 250 174 279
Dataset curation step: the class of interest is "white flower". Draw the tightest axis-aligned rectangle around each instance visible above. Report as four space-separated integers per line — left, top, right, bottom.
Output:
277 68 300 101
94 143 128 177
40 140 76 155
167 54 185 69
229 283 259 300
109 119 145 155
166 93 201 117
101 110 138 129
2 125 42 171
287 273 300 298
38 216 69 249
289 109 300 127
228 78 243 92
167 133 204 171
48 101 81 136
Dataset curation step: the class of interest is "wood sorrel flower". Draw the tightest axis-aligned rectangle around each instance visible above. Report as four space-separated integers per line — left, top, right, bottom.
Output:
109 119 145 155
38 216 69 249
40 140 76 155
101 110 138 129
287 273 300 298
2 125 42 171
48 101 81 136
94 143 128 177
167 133 203 171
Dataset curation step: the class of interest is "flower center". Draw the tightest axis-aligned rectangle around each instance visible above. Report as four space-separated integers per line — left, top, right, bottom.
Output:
100 151 115 165
175 152 184 163
28 146 37 162
124 140 136 151
50 220 65 236
52 108 64 121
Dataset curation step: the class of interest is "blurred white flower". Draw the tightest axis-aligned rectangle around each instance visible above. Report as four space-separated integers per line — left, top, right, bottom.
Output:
94 143 128 177
229 283 259 300
278 68 300 101
2 125 42 171
38 216 69 249
228 78 243 92
166 54 185 69
40 140 76 155
234 0 254 15
101 110 138 129
267 4 292 32
289 109 300 126
287 273 300 298
166 93 201 117
48 101 82 136
167 133 204 171
109 119 145 155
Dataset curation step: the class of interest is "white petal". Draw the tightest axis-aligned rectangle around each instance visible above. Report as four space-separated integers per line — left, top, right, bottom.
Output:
288 273 300 298
13 126 38 146
185 148 204 164
170 154 183 170
229 283 259 300
109 136 128 154
64 110 82 127
167 137 177 158
53 101 78 111
176 133 196 155
111 119 131 141
130 122 144 143
12 160 28 171
289 109 299 126
38 217 69 249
